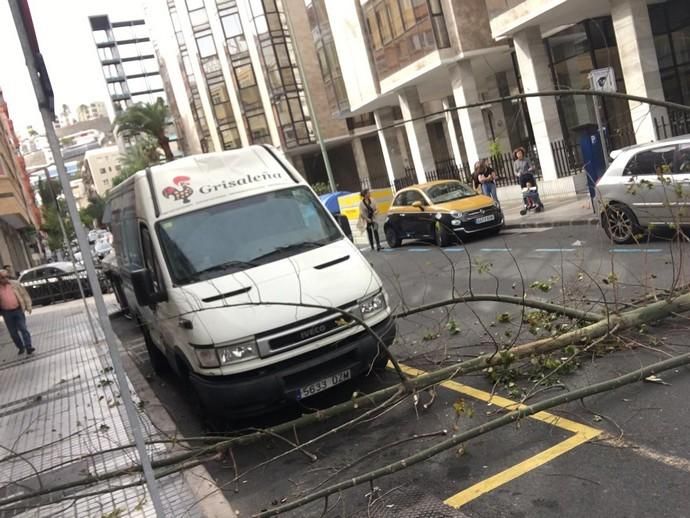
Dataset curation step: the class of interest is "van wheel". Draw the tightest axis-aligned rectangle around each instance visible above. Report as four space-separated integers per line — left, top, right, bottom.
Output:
603 204 641 244
141 324 169 375
434 221 451 247
385 226 401 248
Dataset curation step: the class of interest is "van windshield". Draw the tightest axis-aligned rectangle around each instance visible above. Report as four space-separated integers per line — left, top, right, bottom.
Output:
157 186 342 285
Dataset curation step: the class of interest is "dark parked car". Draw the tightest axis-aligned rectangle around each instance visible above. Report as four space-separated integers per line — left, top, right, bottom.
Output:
19 262 108 306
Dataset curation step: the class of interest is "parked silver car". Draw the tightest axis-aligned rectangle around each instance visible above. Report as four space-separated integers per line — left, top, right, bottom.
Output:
595 136 690 244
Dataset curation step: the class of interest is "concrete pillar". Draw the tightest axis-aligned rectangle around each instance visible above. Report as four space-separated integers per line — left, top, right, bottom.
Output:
442 98 465 168
611 0 667 144
374 108 407 188
513 26 564 181
449 61 491 169
351 137 371 188
398 87 435 183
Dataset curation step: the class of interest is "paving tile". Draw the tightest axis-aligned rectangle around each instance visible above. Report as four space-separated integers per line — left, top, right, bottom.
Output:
0 297 205 517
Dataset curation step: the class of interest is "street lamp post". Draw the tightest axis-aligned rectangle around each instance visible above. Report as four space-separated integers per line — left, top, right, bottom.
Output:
8 1 166 515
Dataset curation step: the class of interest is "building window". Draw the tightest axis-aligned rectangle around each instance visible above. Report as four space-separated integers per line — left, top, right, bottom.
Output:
251 0 313 148
545 18 636 150
304 0 349 113
100 168 107 175
196 35 216 58
362 0 439 79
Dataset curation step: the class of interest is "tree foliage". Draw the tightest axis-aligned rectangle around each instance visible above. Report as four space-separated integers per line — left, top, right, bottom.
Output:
112 137 160 187
79 194 106 228
114 99 174 161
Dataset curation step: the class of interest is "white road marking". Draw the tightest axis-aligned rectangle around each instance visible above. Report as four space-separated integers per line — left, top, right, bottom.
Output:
599 436 690 474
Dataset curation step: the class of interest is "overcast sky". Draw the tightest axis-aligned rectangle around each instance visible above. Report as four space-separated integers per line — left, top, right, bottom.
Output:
0 0 145 136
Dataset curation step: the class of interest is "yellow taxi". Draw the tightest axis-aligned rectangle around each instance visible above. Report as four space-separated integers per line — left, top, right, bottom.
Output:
383 180 503 247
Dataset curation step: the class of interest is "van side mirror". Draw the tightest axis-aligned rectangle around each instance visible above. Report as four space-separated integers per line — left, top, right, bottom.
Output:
131 269 167 307
411 201 425 211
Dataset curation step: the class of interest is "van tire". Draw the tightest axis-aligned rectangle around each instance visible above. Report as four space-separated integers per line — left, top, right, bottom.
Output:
141 324 169 375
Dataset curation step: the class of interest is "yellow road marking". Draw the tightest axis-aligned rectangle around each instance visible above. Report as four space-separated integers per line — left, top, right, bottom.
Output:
444 431 599 508
396 363 602 507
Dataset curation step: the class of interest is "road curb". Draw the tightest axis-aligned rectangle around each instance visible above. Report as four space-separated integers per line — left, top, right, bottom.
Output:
118 335 235 518
503 217 599 229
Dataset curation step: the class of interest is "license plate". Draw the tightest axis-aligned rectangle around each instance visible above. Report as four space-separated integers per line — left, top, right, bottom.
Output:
297 369 351 400
476 214 495 224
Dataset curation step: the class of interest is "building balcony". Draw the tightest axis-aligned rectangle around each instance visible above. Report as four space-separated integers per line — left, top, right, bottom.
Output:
0 177 32 230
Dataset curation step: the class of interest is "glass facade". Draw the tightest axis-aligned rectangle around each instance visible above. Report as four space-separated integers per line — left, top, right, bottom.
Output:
361 0 450 79
167 0 211 152
545 17 635 150
650 0 690 105
184 0 241 150
249 0 314 148
216 0 272 144
304 0 349 114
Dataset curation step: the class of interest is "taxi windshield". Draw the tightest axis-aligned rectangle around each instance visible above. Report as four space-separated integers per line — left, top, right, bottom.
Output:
425 181 476 204
157 186 342 285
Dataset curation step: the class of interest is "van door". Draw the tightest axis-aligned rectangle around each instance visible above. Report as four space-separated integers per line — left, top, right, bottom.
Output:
139 224 167 349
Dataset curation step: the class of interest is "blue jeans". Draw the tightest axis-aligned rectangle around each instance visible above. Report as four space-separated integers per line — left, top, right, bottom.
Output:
3 309 32 351
482 182 499 204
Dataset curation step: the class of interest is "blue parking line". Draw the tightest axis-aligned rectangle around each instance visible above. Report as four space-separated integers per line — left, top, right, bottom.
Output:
445 247 465 252
609 248 663 253
408 248 431 252
480 248 513 252
535 248 576 253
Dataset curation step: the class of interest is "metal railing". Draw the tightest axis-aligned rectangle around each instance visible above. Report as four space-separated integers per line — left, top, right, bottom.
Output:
655 111 690 139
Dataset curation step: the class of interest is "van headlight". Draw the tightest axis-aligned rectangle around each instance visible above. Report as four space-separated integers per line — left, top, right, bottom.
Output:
450 210 463 219
218 339 258 365
359 291 387 319
194 339 258 368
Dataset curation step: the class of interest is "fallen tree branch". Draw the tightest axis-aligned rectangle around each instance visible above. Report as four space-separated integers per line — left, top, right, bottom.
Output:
4 291 690 508
395 293 601 323
255 350 690 516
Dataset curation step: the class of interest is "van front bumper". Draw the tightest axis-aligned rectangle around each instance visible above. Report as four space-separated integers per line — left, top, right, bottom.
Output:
188 317 397 416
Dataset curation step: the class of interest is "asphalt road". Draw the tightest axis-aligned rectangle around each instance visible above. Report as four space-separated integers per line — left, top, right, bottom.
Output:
112 224 690 518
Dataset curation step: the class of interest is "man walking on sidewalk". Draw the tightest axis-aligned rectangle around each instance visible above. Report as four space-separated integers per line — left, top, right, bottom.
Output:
0 269 34 355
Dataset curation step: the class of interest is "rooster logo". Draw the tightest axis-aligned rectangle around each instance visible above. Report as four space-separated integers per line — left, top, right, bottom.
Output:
162 176 193 204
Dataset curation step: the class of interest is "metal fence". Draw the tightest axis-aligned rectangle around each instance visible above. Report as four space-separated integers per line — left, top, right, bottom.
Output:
655 111 690 139
367 138 582 193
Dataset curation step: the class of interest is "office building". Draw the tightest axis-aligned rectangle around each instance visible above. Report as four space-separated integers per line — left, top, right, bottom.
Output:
144 0 390 192
89 14 182 154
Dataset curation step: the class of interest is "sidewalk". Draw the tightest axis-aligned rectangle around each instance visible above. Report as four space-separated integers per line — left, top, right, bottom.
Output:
0 296 232 517
502 194 598 229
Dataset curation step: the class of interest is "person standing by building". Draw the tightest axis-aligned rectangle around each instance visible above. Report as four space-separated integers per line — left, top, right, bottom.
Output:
474 159 499 205
0 269 34 355
358 189 382 252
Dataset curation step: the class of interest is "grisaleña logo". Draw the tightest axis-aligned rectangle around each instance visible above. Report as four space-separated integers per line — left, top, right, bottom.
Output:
162 176 194 204
198 172 284 194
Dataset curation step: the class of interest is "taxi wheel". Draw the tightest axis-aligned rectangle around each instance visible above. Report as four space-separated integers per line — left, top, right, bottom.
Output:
385 226 401 248
434 222 451 247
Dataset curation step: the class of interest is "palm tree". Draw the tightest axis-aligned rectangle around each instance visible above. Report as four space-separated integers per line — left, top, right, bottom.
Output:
114 99 174 161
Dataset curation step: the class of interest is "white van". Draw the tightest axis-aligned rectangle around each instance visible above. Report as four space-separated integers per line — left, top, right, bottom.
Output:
105 146 395 415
